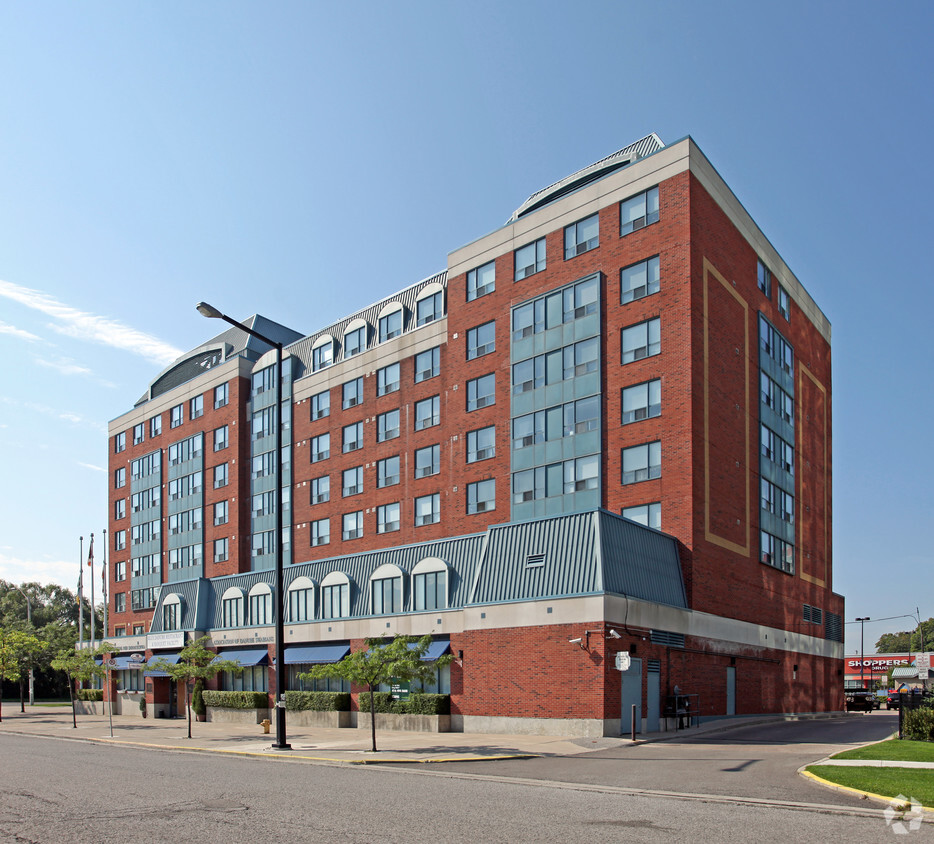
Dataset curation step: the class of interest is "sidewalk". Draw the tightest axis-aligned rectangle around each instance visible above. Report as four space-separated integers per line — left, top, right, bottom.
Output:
0 704 823 764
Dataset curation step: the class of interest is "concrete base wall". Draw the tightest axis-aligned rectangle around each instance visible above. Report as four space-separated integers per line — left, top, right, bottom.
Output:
356 712 451 733
205 707 271 725
286 709 351 728
460 714 606 738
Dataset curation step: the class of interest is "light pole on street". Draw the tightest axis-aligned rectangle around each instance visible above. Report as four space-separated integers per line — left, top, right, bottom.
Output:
856 617 870 689
14 586 35 705
196 302 291 751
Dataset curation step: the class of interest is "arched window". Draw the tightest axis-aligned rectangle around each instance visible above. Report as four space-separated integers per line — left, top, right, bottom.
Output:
286 576 315 622
311 335 335 372
377 303 405 343
370 563 404 615
342 318 369 359
411 558 448 612
162 593 184 631
248 583 273 626
415 283 445 327
221 587 245 628
321 571 351 619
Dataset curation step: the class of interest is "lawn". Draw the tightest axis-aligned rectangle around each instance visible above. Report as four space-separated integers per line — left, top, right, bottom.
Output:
832 739 934 763
806 765 934 808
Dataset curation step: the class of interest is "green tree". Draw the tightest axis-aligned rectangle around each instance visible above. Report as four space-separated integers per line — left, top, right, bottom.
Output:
300 634 453 752
11 631 44 712
150 636 242 739
50 643 115 729
875 619 934 655
0 629 43 721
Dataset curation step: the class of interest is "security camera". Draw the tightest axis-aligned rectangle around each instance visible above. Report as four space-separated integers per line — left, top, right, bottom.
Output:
608 629 622 639
568 637 582 644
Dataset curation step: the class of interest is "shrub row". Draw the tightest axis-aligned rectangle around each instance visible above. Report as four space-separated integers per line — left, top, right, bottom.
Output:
76 689 103 701
201 691 268 710
363 693 450 715
902 707 934 742
285 691 350 712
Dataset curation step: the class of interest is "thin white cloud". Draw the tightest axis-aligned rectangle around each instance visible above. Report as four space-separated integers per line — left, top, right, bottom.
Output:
0 551 79 591
0 396 108 434
77 461 106 473
35 356 93 377
0 279 184 365
0 320 41 342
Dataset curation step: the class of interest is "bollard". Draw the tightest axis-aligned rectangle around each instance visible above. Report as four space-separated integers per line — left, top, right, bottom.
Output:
631 704 637 742
261 718 271 735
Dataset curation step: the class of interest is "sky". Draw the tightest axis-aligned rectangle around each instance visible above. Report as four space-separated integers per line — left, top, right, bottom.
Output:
1 1 932 658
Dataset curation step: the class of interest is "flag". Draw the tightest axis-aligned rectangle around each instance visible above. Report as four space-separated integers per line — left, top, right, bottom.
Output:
87 534 94 567
77 566 83 604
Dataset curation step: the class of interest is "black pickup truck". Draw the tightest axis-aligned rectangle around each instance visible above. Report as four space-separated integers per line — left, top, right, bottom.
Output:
844 689 879 712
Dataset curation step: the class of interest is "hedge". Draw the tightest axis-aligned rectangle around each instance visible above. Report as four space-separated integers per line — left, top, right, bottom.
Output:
285 691 350 712
903 707 934 742
201 691 269 709
364 693 450 716
76 689 103 701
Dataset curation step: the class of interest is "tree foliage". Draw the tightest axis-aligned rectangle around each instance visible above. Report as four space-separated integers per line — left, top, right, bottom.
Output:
0 628 44 722
300 635 452 752
50 642 116 728
875 618 934 654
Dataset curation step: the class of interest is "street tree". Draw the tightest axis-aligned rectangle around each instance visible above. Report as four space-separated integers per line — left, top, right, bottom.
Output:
150 636 243 739
0 628 25 723
876 618 934 655
300 634 452 752
50 643 115 728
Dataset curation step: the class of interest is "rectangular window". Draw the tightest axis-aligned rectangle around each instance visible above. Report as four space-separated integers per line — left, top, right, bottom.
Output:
757 259 772 298
214 500 229 526
311 518 330 547
511 356 544 393
466 426 495 463
414 444 440 478
114 530 126 551
564 213 599 259
466 374 495 411
621 256 660 303
377 455 400 488
114 498 125 520
778 285 791 321
310 475 330 504
620 186 659 235
114 432 126 453
377 363 400 396
759 314 794 374
622 317 661 363
321 582 348 618
343 377 363 409
149 415 161 437
414 346 440 382
288 588 314 623
214 538 229 563
377 502 401 534
761 424 794 474
214 463 229 488
467 479 496 514
190 395 203 419
168 433 202 467
343 326 366 358
466 261 495 301
622 441 661 485
252 366 275 397
512 467 546 503
132 424 144 446
311 433 330 462
414 396 440 430
562 337 599 379
114 561 126 582
342 422 363 453
622 502 661 530
562 276 599 321
622 379 661 424
342 465 363 497
760 530 794 573
377 409 400 442
372 576 402 614
114 467 126 489
416 291 443 326
414 493 440 526
414 571 446 611
466 321 496 360
312 341 333 372
311 389 330 420
512 411 545 449
251 530 275 557
214 425 229 451
342 511 363 540
379 310 403 342
564 454 599 493
170 404 183 428
512 298 544 340
514 237 546 281
222 596 243 628
214 383 229 409
565 395 600 435
114 593 126 613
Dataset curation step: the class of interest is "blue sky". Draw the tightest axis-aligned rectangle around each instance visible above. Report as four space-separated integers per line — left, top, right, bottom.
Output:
1 1 931 657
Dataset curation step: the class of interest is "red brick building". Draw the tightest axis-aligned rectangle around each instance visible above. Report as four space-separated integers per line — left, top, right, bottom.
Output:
105 134 843 734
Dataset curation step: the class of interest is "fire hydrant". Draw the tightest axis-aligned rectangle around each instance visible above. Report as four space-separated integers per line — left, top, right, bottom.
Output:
261 719 271 734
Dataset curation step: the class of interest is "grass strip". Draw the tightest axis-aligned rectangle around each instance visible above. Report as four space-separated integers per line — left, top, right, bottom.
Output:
807 765 934 807
833 739 934 763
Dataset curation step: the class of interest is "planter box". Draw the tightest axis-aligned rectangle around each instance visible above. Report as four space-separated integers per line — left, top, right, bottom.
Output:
287 709 351 729
356 712 450 733
205 706 271 725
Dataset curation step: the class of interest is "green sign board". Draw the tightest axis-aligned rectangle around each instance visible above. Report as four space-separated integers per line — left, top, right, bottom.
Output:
390 681 410 701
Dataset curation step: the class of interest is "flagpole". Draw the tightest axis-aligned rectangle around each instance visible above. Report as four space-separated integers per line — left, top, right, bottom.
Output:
89 533 96 647
78 536 84 650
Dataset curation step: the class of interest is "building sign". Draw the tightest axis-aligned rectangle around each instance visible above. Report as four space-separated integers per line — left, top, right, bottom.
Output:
208 633 275 647
615 651 632 672
148 631 186 650
845 655 912 670
916 654 931 672
390 681 410 701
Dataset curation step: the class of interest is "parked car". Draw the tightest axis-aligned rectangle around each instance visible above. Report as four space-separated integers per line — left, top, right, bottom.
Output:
844 689 878 712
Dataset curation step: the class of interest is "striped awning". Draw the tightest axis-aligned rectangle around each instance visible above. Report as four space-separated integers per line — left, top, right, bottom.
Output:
213 648 269 667
283 644 350 665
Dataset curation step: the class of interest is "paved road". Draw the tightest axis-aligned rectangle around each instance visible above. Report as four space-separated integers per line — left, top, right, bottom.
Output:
1 728 928 843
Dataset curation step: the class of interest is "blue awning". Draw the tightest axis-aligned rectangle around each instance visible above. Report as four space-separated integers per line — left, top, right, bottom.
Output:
284 644 350 665
112 655 136 669
409 638 451 661
144 652 181 677
214 648 269 667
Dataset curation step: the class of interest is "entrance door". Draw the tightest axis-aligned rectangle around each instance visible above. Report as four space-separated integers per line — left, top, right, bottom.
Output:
646 660 661 733
620 657 643 735
726 666 736 716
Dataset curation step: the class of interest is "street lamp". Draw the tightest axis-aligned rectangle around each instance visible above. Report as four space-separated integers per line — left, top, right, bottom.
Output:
197 302 291 751
856 617 870 689
14 586 35 705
